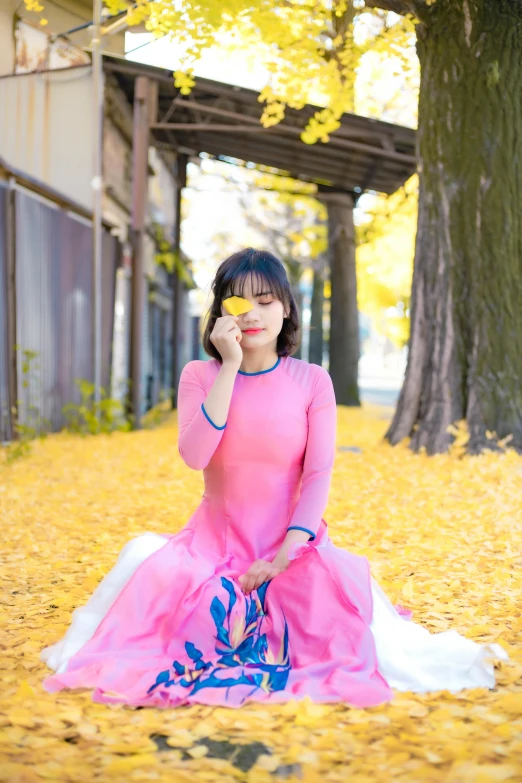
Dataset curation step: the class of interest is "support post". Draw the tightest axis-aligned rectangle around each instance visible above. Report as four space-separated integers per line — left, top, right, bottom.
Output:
171 153 188 410
92 0 103 411
319 191 360 406
309 255 326 367
129 76 153 428
5 179 17 441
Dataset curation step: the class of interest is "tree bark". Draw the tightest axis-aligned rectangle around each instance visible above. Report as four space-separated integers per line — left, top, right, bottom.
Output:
285 258 304 359
291 282 303 360
320 192 360 406
309 256 326 366
364 0 419 16
386 0 522 454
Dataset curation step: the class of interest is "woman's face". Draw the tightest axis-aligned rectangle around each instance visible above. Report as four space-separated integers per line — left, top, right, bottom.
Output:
221 274 288 352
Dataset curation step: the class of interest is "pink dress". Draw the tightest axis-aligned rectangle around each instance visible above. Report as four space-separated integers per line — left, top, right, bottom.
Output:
40 356 508 708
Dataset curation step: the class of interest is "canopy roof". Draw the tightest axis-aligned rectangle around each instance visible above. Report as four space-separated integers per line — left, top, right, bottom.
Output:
104 54 416 196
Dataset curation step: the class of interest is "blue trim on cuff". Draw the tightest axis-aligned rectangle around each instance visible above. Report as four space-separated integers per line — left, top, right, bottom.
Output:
287 525 316 541
201 403 226 430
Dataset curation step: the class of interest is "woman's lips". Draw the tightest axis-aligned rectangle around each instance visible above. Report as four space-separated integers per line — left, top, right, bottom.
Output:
243 328 264 334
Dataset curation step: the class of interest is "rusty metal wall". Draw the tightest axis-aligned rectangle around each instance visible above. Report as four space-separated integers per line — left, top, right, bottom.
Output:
14 188 118 433
0 183 10 441
0 68 94 211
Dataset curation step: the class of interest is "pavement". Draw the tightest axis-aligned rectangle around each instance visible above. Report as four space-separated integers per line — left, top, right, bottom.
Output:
359 385 400 408
357 351 405 408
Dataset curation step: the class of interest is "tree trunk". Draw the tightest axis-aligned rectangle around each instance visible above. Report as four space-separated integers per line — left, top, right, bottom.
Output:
321 192 360 406
285 258 304 360
291 282 303 360
387 0 522 454
309 256 325 366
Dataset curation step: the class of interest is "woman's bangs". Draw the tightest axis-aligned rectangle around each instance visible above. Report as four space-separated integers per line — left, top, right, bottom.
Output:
224 266 285 304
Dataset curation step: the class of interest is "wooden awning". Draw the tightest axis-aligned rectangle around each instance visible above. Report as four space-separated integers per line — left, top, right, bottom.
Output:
104 54 416 196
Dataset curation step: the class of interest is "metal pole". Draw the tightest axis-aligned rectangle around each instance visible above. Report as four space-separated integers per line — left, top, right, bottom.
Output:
92 0 103 412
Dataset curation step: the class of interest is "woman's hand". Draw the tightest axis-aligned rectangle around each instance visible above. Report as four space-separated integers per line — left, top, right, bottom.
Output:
238 558 289 595
210 315 243 367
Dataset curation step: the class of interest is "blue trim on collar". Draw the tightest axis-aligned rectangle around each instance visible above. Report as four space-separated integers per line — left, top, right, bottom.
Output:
201 403 226 430
238 357 281 376
287 525 316 541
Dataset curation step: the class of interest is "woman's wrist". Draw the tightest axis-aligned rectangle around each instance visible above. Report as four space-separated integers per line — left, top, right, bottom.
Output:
221 360 241 374
273 528 311 566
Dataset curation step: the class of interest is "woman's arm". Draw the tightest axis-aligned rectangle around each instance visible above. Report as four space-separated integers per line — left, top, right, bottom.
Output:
178 360 239 470
284 366 337 541
241 367 337 593
271 527 313 569
178 312 243 470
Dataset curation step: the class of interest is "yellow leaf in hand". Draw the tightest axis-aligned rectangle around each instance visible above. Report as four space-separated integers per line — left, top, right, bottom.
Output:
222 296 254 316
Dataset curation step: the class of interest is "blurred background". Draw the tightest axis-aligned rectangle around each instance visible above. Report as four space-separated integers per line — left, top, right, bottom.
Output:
0 0 419 439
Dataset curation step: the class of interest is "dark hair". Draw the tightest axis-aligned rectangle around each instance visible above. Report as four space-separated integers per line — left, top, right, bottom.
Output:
202 247 300 362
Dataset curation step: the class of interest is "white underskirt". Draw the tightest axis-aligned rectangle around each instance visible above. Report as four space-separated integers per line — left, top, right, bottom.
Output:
41 532 509 693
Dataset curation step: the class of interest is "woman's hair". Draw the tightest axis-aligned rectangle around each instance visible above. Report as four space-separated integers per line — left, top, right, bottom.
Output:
202 247 300 362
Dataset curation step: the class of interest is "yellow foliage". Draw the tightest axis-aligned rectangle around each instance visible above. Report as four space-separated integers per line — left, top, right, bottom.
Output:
118 0 418 145
0 405 521 780
23 0 44 12
174 69 196 96
357 175 418 346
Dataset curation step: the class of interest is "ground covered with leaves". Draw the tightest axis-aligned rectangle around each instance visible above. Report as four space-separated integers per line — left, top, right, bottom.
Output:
1 405 521 782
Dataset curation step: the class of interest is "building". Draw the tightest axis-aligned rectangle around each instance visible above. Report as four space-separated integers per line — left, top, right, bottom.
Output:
0 0 417 434
0 1 197 441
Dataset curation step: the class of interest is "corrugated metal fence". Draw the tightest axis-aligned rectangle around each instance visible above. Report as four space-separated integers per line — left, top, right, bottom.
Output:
0 184 119 440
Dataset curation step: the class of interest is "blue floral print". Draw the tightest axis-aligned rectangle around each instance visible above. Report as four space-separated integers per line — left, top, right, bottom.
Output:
147 576 291 700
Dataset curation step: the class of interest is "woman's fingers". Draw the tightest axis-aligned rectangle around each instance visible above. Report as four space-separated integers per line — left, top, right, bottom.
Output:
239 563 275 595
216 315 239 334
210 316 239 345
238 573 254 594
238 568 256 595
253 572 273 592
243 571 261 595
238 559 287 595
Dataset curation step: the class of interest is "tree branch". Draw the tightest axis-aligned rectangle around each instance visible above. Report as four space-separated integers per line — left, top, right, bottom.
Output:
363 0 410 13
363 0 427 19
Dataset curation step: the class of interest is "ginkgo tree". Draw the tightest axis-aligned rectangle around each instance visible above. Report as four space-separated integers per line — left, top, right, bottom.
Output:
364 0 522 457
357 174 418 348
238 184 328 362
114 0 521 455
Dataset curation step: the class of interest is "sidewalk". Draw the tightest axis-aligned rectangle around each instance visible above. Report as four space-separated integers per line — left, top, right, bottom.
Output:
359 350 406 407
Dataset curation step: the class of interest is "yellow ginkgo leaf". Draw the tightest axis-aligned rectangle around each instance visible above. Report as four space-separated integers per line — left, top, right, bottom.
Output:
13 679 35 700
401 578 415 600
186 745 209 759
222 296 254 316
104 754 158 773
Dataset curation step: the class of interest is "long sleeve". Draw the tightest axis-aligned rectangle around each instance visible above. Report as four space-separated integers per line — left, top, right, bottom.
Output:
287 367 337 540
177 361 227 470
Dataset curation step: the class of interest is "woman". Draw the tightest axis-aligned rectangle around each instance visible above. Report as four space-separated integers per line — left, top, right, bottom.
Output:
41 247 508 708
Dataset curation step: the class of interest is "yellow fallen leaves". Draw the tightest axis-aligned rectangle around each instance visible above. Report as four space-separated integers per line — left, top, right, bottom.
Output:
0 404 521 782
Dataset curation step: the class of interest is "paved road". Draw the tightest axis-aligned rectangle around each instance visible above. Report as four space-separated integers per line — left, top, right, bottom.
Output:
359 385 400 408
